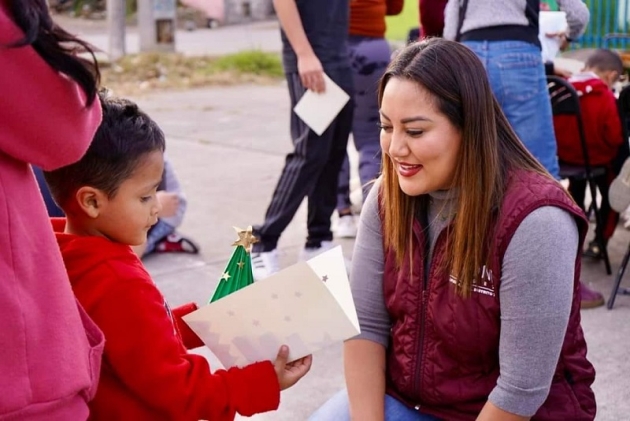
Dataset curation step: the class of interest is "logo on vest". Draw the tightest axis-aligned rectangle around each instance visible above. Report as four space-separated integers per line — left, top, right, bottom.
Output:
449 265 496 297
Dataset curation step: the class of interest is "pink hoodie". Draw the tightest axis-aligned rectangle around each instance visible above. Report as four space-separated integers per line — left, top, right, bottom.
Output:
0 2 104 419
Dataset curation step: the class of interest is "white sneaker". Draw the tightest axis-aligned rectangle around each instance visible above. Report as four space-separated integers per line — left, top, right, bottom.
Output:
251 249 279 281
335 215 358 238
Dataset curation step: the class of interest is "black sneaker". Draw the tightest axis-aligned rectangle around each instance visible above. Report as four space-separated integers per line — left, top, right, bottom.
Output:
583 240 603 260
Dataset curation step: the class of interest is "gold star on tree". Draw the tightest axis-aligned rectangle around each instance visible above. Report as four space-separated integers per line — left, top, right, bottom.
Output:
232 226 258 253
221 272 231 281
236 260 245 270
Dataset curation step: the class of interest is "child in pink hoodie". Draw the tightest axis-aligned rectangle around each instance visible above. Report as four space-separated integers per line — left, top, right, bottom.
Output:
0 1 104 419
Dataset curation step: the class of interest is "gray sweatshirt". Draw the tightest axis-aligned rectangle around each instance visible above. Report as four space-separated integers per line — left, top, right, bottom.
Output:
443 0 590 41
350 178 578 416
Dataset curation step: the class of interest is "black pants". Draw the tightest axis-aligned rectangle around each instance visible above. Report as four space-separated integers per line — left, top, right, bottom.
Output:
254 67 354 251
568 168 618 242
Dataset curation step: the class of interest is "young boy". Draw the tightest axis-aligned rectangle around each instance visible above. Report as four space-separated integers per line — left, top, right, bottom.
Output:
554 49 625 263
44 93 312 420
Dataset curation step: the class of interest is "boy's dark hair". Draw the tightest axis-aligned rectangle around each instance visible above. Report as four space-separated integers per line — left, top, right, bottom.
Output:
585 49 624 75
44 91 166 208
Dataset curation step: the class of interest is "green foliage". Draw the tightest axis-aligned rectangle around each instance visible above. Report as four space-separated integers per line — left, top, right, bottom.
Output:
101 51 284 95
580 0 630 48
385 1 419 41
212 50 284 77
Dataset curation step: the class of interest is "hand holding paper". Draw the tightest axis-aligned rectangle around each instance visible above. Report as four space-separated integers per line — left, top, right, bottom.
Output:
539 11 568 62
273 345 313 390
183 246 360 367
293 74 350 136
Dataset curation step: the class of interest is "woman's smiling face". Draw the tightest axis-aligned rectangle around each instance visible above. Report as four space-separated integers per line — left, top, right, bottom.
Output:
379 77 462 196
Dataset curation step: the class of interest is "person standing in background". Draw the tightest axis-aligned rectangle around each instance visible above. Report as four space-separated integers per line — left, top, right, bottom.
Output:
251 0 354 279
335 0 403 238
0 0 105 418
443 0 590 179
419 0 448 38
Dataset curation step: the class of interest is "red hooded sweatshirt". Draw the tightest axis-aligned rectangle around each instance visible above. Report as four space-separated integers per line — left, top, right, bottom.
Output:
52 219 280 421
554 73 623 166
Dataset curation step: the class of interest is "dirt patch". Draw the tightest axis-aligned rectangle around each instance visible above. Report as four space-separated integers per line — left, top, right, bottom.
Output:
100 51 283 96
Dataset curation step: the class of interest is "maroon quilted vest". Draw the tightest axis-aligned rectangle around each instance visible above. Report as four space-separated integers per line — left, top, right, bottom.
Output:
383 170 596 420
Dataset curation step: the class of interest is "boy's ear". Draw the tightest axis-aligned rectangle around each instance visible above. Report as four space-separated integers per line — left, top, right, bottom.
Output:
75 186 107 219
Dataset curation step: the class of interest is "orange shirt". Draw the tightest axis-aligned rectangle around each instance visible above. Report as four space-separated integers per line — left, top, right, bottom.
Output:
350 0 404 38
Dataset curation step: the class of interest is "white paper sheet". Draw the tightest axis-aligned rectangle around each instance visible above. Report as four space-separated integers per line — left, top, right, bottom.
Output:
183 246 360 366
539 11 568 62
293 74 351 136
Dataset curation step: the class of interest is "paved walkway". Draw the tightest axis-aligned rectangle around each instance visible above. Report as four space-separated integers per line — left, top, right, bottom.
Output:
57 16 630 420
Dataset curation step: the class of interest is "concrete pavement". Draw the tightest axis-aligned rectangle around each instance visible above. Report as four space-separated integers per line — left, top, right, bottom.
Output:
132 85 630 420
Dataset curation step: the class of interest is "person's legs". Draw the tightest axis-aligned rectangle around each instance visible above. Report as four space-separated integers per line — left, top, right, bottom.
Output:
308 389 352 421
306 66 354 249
567 179 587 211
350 36 390 198
336 155 353 214
254 72 340 252
309 389 441 421
585 169 619 259
598 169 619 243
466 41 560 179
336 36 388 237
335 153 357 238
144 219 175 255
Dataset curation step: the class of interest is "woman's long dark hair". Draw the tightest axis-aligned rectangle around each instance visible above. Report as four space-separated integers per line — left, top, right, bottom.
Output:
9 0 100 105
379 38 550 297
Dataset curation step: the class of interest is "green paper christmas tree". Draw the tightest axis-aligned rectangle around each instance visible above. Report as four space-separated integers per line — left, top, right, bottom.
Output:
209 226 258 303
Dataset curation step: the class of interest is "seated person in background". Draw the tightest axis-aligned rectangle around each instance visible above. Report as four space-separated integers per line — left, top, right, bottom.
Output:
554 48 625 260
132 156 200 257
43 92 312 420
33 165 64 217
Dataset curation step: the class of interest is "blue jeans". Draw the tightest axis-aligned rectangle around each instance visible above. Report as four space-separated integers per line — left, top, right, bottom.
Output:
308 389 441 421
145 219 175 255
463 40 560 179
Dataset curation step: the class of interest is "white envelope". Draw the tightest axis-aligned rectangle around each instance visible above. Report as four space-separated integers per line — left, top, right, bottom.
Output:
293 74 351 136
539 11 568 62
183 246 360 366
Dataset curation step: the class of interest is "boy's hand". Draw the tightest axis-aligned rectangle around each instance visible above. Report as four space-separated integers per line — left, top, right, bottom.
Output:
273 345 313 390
297 52 325 93
157 191 179 218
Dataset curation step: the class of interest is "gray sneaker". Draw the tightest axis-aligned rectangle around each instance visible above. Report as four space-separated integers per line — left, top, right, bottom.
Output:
609 158 630 213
